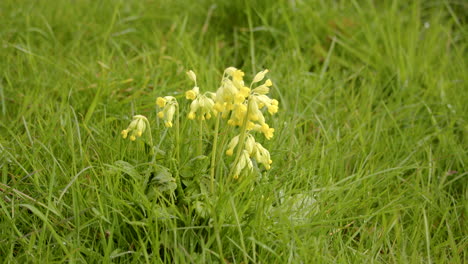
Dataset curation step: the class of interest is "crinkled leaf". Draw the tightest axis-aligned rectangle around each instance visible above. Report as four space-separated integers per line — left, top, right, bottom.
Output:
193 200 210 219
180 155 209 179
148 165 177 194
107 160 142 181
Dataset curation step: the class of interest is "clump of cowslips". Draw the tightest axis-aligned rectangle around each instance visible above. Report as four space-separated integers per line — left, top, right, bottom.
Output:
210 67 278 179
120 67 279 187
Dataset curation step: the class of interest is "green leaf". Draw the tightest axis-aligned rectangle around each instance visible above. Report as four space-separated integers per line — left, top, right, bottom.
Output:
147 165 177 194
107 160 142 181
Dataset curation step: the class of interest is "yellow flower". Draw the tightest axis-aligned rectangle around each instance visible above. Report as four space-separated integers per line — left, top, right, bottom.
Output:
214 102 224 112
121 115 148 141
185 84 215 120
232 69 245 81
254 142 272 170
234 104 247 119
156 97 167 108
186 90 197 100
226 149 234 156
268 105 278 114
185 86 199 100
226 135 240 156
239 86 250 97
233 150 253 179
260 124 274 140
234 93 245 104
188 111 196 120
246 121 255 130
156 96 178 128
121 129 129 139
265 79 273 87
244 134 256 155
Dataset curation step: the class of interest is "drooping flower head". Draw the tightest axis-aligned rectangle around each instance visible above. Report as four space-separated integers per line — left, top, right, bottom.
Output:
121 115 149 141
233 150 253 180
156 96 178 127
226 132 273 179
185 70 215 120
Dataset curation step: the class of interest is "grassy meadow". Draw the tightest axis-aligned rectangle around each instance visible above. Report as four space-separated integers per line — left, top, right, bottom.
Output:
1 0 467 262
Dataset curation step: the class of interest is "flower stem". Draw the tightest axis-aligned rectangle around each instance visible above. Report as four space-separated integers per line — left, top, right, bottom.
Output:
210 114 221 192
174 104 185 201
198 119 203 156
142 117 155 157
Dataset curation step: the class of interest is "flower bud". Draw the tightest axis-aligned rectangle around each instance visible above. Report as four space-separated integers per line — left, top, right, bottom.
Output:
186 70 197 83
252 69 269 83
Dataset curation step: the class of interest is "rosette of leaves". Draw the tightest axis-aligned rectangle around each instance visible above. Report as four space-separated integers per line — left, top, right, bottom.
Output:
179 155 213 220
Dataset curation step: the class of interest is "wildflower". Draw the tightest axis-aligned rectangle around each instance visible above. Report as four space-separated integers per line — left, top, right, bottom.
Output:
185 86 199 100
185 71 215 120
226 135 240 156
188 94 215 120
268 99 279 115
252 79 273 95
252 94 278 115
260 124 275 140
253 142 273 170
244 134 256 155
121 115 148 141
156 97 167 108
227 132 273 178
156 96 178 127
231 69 245 81
233 150 253 179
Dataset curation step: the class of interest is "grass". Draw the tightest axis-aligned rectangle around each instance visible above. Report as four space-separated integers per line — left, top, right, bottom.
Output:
1 0 467 262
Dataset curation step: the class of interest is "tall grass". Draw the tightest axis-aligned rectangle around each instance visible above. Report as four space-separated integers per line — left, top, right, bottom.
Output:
1 0 466 262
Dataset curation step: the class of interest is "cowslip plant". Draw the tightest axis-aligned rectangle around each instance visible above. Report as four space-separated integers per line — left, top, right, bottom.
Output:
120 67 279 204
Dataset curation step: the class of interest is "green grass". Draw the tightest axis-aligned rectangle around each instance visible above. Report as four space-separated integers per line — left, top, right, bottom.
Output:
1 0 467 262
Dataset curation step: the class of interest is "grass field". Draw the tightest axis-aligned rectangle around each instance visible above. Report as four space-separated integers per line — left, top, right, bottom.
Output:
1 0 467 262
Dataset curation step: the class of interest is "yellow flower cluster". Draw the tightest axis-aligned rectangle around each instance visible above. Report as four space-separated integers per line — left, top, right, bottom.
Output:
226 133 273 179
185 67 279 140
185 71 216 120
156 96 177 127
182 67 278 179
215 67 278 140
121 115 148 141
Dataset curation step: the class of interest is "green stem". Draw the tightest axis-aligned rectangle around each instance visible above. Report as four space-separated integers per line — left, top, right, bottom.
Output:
143 118 155 157
198 119 203 156
174 104 185 201
210 114 221 192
